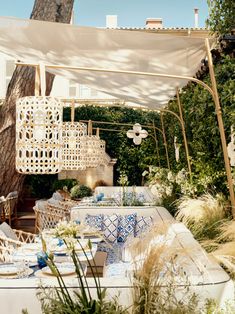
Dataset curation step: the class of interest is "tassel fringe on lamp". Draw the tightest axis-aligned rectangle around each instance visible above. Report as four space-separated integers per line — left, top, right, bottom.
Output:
16 96 63 174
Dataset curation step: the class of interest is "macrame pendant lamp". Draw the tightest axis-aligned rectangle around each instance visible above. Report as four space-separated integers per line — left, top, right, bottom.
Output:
84 121 104 168
62 101 87 170
15 63 63 174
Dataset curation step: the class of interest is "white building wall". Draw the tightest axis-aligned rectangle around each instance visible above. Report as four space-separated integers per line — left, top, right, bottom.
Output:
0 52 15 98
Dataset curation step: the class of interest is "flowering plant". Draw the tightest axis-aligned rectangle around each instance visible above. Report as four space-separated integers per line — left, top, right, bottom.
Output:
53 220 87 239
147 166 175 201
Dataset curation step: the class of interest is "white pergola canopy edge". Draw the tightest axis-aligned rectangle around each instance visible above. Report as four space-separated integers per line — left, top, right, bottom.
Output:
0 16 214 109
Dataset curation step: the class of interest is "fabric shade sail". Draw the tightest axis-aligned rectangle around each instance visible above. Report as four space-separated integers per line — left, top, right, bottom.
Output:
0 16 213 109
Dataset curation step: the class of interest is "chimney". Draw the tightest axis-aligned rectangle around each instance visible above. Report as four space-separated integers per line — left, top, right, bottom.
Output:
106 15 118 28
194 8 199 28
145 18 163 29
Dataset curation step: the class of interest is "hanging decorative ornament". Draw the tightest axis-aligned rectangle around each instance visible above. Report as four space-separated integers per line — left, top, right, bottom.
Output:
174 136 181 162
126 123 148 145
84 121 105 168
15 62 63 174
62 100 87 170
227 125 235 167
16 96 63 174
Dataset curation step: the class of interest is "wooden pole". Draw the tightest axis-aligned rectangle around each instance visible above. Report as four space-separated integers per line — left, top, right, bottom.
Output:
205 38 235 217
152 120 161 167
39 62 46 96
160 112 170 169
71 99 75 123
176 88 192 177
34 65 40 96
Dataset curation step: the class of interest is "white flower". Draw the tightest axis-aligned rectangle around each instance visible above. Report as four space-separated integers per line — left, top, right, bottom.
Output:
127 123 148 145
167 171 175 183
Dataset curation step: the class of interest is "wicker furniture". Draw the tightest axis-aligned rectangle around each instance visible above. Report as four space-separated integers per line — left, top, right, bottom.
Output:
34 203 70 233
0 229 35 262
5 191 18 226
0 192 18 226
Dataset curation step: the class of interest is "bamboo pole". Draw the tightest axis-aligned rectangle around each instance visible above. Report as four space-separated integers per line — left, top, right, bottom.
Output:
79 119 164 135
39 62 46 96
205 38 235 217
34 65 40 96
176 88 192 176
160 112 170 169
16 61 214 96
152 120 161 167
71 99 75 123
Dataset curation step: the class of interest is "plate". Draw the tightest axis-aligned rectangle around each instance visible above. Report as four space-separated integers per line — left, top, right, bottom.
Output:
35 269 76 279
0 264 18 276
41 264 76 276
86 237 103 243
0 266 33 279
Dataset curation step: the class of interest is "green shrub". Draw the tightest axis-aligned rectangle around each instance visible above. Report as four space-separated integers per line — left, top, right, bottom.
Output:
70 184 93 199
52 179 78 192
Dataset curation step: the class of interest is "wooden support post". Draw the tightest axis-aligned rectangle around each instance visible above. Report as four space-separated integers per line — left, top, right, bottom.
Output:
160 112 170 169
176 88 192 177
34 65 40 96
152 120 161 167
205 38 235 217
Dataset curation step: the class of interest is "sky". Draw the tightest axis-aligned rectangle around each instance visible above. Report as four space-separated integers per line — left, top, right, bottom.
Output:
1 0 209 28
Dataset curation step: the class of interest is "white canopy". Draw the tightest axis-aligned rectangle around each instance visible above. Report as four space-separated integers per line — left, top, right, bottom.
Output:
0 16 212 109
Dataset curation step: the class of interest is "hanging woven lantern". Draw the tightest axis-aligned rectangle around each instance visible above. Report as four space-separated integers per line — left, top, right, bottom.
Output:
16 96 63 174
62 102 87 170
99 139 106 165
84 121 105 168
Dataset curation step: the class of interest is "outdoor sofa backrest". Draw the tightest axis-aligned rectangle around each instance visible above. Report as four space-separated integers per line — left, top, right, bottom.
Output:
70 206 174 224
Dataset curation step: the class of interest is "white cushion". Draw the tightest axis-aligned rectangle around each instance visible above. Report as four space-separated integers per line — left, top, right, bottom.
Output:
0 222 18 241
103 214 118 243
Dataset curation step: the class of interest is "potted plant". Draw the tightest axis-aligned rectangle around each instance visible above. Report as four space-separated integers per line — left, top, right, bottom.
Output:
70 184 93 200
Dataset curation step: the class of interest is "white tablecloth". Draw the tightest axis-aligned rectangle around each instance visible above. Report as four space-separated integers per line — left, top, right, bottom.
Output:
0 275 233 314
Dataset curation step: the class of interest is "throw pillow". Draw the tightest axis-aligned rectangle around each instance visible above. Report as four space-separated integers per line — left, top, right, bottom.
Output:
85 214 104 231
135 216 153 237
103 214 118 243
117 213 137 243
0 222 18 241
0 230 6 238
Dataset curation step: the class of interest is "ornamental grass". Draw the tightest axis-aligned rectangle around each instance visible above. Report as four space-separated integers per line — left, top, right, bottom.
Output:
175 193 228 242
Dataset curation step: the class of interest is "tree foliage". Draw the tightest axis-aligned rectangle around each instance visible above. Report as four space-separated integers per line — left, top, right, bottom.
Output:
63 106 162 186
207 0 235 35
165 54 235 196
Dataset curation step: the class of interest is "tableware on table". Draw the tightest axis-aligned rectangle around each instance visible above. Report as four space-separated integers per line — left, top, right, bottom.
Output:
0 263 33 279
83 236 103 243
19 243 42 252
41 263 76 276
15 261 32 279
34 269 76 279
0 264 18 276
37 251 48 269
12 250 38 266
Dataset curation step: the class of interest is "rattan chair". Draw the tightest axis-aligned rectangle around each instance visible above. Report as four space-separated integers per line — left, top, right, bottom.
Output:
4 191 18 226
0 197 6 223
33 203 70 233
0 229 35 262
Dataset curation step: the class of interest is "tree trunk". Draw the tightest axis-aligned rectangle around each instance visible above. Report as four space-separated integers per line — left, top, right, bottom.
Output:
0 0 74 196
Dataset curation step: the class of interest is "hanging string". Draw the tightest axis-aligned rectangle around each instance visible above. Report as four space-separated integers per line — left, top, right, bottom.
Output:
71 99 75 123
